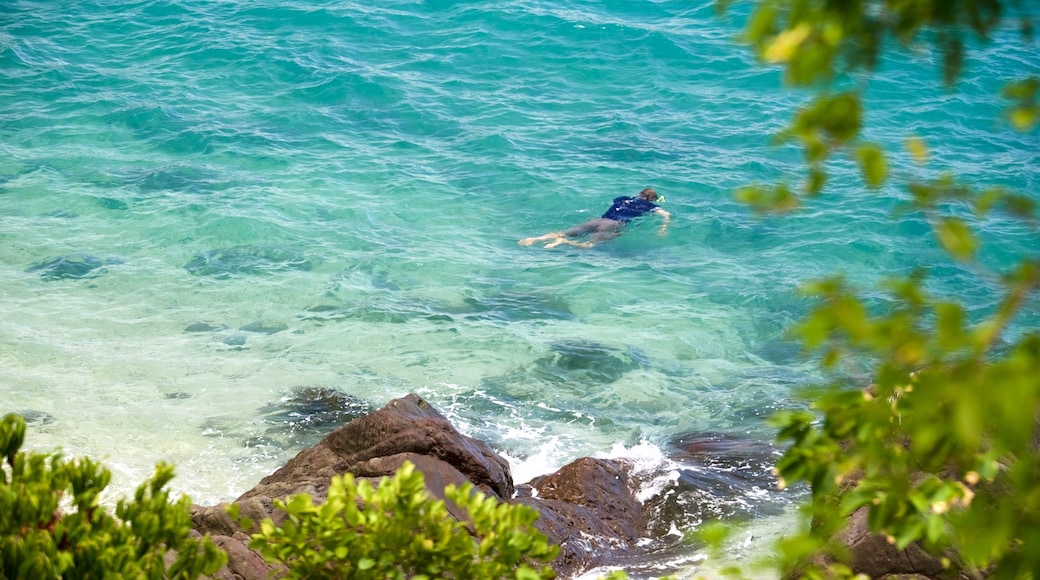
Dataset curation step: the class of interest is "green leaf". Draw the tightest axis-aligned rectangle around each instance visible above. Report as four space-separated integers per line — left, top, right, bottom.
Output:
856 144 887 188
935 302 965 347
814 92 862 143
935 218 976 261
1008 106 1038 131
806 167 826 195
906 137 929 164
1002 77 1038 100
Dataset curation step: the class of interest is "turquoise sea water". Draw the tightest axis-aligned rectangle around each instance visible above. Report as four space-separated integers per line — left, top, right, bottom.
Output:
2 0 1038 576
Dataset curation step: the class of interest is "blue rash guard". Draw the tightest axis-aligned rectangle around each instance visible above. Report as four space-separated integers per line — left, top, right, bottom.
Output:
601 196 659 223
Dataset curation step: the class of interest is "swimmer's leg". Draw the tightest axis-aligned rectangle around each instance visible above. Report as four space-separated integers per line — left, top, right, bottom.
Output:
519 233 565 246
545 237 593 249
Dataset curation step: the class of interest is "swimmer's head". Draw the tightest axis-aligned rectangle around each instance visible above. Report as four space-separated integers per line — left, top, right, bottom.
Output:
638 188 662 202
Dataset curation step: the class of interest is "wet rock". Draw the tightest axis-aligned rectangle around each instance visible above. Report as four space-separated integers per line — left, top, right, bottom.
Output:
647 432 785 535
530 340 647 386
191 395 515 577
97 197 128 210
221 334 247 346
517 457 647 577
239 321 288 335
299 300 448 325
26 254 123 281
247 393 512 502
789 506 968 580
184 322 228 333
258 387 372 448
163 392 192 400
184 245 313 278
128 164 229 195
441 292 575 323
17 410 56 426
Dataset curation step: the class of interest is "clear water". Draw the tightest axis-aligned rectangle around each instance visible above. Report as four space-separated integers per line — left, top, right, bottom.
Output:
2 0 1038 574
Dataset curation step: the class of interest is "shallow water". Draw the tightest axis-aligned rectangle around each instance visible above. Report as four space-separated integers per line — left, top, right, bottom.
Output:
2 0 1038 575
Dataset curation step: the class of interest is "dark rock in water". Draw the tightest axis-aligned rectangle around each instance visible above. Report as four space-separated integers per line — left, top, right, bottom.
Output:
128 164 229 195
643 432 785 536
163 392 192 400
184 322 228 333
258 386 372 448
300 300 450 325
517 457 648 576
18 410 56 425
97 197 129 210
239 321 288 335
184 245 313 278
442 291 575 323
25 254 123 281
529 340 647 386
221 334 247 346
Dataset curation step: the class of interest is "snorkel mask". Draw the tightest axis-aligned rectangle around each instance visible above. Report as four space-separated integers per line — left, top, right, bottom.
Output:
655 196 665 203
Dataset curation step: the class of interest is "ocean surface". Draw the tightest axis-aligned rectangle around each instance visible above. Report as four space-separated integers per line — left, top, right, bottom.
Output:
2 0 1038 577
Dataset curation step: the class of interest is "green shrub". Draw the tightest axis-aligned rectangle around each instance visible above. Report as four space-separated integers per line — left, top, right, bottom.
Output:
0 413 226 579
245 460 558 579
717 0 1040 577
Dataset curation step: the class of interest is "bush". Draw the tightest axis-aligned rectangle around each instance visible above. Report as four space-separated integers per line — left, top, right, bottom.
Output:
718 0 1040 577
244 460 559 579
0 413 226 579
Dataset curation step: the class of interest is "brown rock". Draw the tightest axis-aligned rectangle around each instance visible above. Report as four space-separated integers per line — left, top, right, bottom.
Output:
240 393 513 504
515 457 646 577
838 507 963 579
788 500 972 580
209 534 282 580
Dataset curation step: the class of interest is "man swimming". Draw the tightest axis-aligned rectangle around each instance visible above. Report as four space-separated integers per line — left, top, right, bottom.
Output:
519 188 670 248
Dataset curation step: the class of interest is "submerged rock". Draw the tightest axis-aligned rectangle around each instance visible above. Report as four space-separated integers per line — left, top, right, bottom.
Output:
184 322 228 333
239 321 289 335
25 254 123 281
258 386 372 448
530 340 647 386
17 410 56 426
442 291 575 323
97 197 128 210
647 432 786 536
184 245 313 278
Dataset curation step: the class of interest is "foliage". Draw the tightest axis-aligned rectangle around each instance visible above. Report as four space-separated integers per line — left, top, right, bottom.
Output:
0 413 226 579
726 0 1037 209
716 1 1040 578
245 460 558 579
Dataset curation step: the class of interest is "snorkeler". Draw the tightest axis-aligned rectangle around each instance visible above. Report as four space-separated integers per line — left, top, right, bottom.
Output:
519 188 670 248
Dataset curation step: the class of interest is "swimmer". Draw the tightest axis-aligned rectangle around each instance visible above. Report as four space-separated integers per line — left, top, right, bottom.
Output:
519 188 670 248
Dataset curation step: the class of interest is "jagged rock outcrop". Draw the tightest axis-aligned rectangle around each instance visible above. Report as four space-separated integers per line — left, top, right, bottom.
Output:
190 392 973 579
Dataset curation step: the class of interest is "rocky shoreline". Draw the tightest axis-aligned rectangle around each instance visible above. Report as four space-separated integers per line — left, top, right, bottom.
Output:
189 394 958 579
189 393 784 578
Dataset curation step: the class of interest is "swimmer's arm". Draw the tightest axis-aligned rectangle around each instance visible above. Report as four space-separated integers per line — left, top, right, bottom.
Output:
655 208 671 236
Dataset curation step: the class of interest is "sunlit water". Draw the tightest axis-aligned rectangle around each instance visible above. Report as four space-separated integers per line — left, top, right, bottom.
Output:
2 1 1037 576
